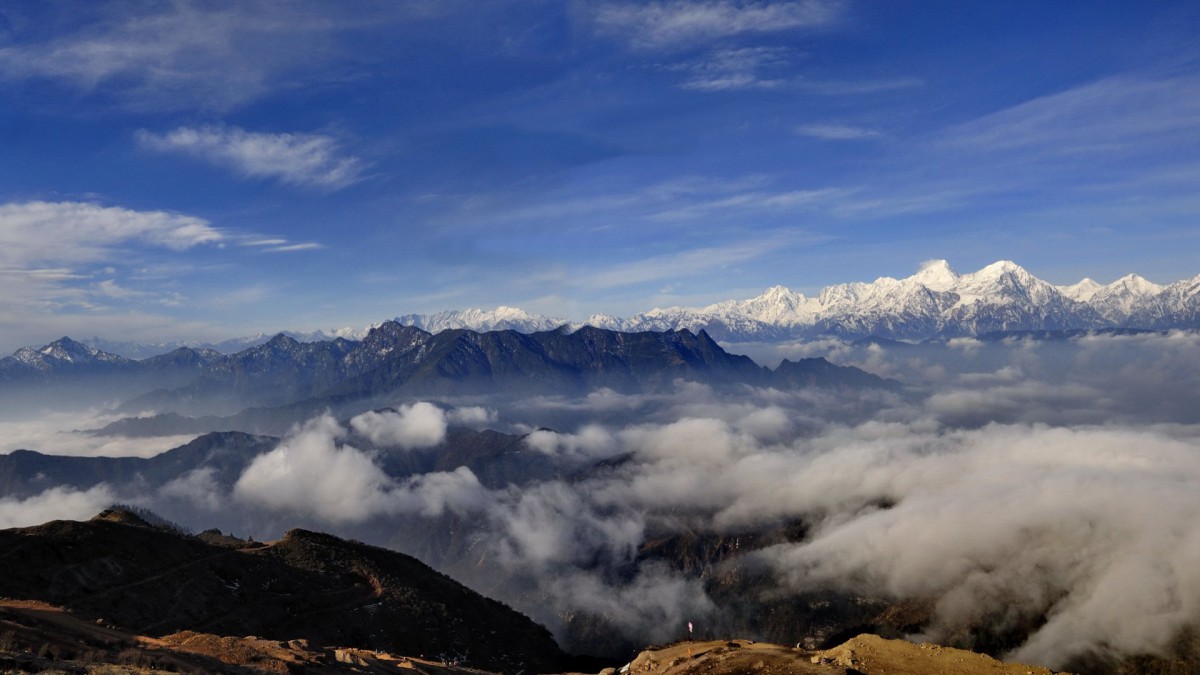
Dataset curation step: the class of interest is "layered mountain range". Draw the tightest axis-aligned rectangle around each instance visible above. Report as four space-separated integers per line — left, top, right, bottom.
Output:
0 324 891 428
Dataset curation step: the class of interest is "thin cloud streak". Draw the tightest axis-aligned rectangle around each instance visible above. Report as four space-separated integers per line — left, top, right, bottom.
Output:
648 187 847 221
138 126 366 190
673 47 792 91
261 243 325 253
749 72 1200 226
795 124 881 140
578 238 797 289
667 47 922 94
594 0 844 50
0 2 412 111
795 76 924 95
942 75 1200 156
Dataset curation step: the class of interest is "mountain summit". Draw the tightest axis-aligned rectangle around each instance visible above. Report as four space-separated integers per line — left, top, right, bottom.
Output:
912 259 960 291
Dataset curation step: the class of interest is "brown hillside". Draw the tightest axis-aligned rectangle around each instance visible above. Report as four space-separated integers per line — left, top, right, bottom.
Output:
0 511 563 673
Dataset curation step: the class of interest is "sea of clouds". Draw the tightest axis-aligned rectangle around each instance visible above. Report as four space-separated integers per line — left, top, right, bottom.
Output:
3 331 1199 668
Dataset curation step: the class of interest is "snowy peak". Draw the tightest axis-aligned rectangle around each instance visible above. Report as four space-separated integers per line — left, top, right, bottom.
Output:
1 337 131 376
381 260 1194 342
619 260 1194 340
39 336 108 363
581 313 631 331
973 259 1026 277
958 260 1033 291
909 259 960 291
36 337 129 365
395 307 566 333
753 285 806 306
1087 274 1168 322
948 260 1070 309
703 285 818 325
1058 278 1103 302
1107 273 1163 296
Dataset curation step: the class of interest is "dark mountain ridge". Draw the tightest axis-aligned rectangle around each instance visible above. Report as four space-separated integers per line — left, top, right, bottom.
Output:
0 431 277 499
0 324 896 431
0 509 567 673
3 324 888 405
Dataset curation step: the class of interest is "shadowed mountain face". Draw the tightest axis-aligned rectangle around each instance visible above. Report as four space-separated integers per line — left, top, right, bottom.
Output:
0 325 890 422
0 510 566 674
0 431 277 499
211 325 777 403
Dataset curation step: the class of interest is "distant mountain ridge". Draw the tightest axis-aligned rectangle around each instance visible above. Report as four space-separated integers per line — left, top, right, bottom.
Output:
82 326 371 360
393 260 1199 342
70 260 1200 358
0 326 892 426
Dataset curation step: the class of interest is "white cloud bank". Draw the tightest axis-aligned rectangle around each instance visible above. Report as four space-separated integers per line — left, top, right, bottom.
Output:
479 413 1200 667
751 423 1200 669
0 409 198 458
350 403 448 449
0 484 116 529
234 413 487 523
0 201 222 265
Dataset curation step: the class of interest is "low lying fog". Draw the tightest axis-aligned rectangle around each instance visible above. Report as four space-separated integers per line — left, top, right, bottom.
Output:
4 331 1200 668
0 408 199 458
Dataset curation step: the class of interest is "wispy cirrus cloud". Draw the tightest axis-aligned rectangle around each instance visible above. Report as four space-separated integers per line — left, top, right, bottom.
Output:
830 73 1200 222
794 123 881 140
941 74 1200 159
795 76 923 95
580 236 802 289
648 187 847 220
138 125 366 190
673 46 791 91
668 47 922 94
260 243 325 253
0 2 413 111
594 0 844 50
240 238 326 254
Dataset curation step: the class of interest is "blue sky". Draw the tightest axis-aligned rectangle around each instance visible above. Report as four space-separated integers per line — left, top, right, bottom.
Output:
1 0 1198 351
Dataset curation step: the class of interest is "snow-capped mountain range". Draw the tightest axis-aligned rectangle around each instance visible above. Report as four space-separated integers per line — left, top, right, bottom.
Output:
393 306 566 334
81 260 1200 357
12 337 132 372
395 260 1199 343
